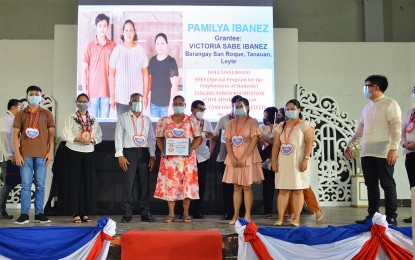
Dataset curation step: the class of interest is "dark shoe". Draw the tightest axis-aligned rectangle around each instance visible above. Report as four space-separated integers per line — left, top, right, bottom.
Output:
0 212 14 219
14 214 29 225
403 216 412 223
221 214 232 220
141 213 156 222
193 213 205 219
121 215 132 223
355 215 372 224
386 217 397 226
34 214 51 223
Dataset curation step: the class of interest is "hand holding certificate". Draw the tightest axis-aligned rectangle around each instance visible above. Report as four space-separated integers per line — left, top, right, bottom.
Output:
164 138 191 156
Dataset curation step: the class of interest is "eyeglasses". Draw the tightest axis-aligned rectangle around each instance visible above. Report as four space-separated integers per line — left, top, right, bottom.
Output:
364 84 377 88
76 101 88 104
195 107 206 112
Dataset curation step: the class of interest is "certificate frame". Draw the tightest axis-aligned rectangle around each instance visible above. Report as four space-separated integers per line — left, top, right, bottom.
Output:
164 138 191 156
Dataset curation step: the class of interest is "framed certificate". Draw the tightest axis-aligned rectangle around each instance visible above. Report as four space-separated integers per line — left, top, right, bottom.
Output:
164 138 191 156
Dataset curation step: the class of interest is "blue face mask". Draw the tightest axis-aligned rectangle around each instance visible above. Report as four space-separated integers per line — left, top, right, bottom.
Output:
131 102 143 112
235 108 247 117
285 110 298 119
363 88 372 99
28 96 41 105
173 106 185 114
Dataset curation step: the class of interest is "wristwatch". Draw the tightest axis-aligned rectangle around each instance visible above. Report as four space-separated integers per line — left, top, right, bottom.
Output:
304 156 310 160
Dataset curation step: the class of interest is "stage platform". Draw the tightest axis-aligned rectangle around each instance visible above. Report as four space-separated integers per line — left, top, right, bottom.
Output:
0 207 411 259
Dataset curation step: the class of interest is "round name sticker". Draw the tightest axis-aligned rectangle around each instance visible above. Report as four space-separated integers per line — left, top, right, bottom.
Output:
133 135 146 147
25 128 39 139
280 143 294 155
406 121 415 133
232 136 243 146
172 128 185 137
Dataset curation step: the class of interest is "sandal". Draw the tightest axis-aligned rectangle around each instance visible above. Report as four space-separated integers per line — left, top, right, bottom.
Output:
265 214 272 219
289 221 300 227
164 215 175 223
72 215 81 223
183 215 192 223
284 213 294 222
273 219 283 226
315 210 324 223
81 215 92 223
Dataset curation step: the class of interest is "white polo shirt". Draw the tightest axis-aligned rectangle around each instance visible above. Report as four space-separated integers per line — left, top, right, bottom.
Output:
195 119 213 163
0 111 14 162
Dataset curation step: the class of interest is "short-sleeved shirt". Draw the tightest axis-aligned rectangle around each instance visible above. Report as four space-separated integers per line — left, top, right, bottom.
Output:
148 55 179 106
214 114 233 162
0 111 14 162
13 107 55 158
195 119 213 163
83 37 116 98
109 44 149 105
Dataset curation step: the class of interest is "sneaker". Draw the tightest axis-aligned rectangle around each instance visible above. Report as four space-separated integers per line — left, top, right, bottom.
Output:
386 217 397 226
14 214 29 225
0 211 14 219
34 214 51 223
403 216 412 223
121 215 132 223
355 215 372 224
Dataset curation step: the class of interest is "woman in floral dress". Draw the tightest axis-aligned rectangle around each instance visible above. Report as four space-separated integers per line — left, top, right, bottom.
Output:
154 95 202 223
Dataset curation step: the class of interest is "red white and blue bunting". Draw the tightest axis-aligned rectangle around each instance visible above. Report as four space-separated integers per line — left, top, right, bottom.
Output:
235 213 413 260
0 217 116 260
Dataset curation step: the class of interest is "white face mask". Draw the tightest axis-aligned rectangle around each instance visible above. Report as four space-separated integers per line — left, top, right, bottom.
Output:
412 93 415 103
195 111 204 120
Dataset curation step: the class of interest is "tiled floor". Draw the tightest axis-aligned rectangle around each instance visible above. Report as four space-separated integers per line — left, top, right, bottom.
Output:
0 206 411 235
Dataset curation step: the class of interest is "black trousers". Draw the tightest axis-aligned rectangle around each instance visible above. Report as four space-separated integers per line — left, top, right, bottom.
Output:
122 148 151 217
219 161 234 216
361 156 397 219
61 147 97 215
0 161 16 214
192 160 209 215
262 168 275 214
405 152 415 188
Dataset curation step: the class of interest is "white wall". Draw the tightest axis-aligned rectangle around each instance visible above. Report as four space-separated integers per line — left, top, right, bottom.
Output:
274 28 299 108
299 42 414 119
0 40 54 107
0 26 414 200
299 42 415 199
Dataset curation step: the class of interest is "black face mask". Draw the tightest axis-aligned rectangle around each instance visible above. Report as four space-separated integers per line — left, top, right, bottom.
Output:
263 118 271 125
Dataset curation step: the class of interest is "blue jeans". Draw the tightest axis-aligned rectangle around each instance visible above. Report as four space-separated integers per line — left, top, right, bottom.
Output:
20 158 47 215
90 97 110 118
150 103 168 118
